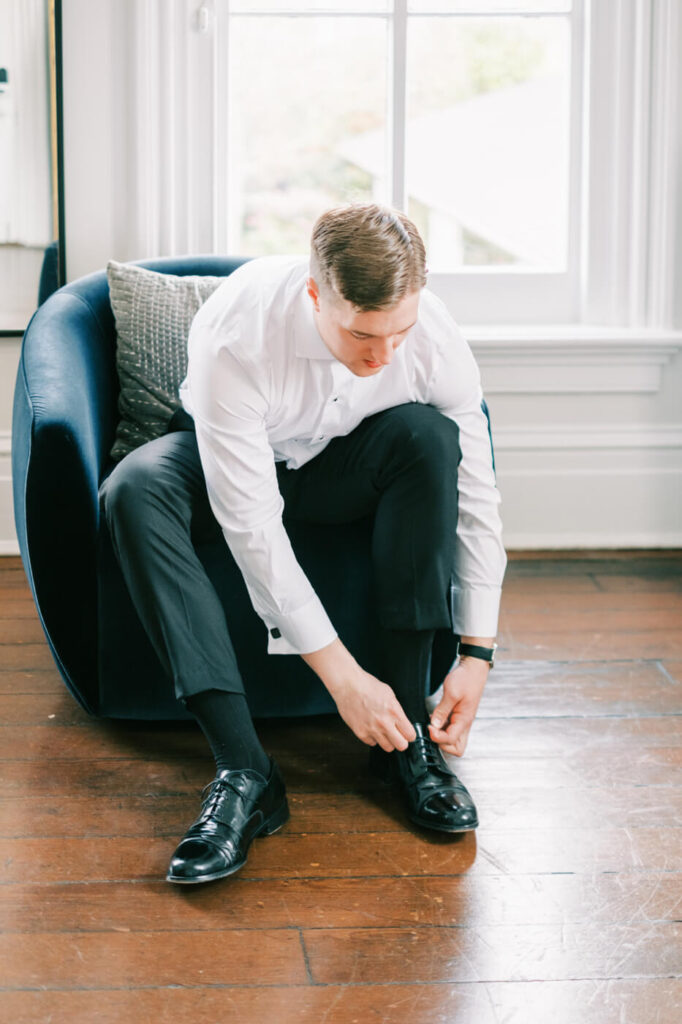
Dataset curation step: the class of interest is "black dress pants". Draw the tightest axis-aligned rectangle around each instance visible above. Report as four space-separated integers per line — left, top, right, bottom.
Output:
99 402 462 706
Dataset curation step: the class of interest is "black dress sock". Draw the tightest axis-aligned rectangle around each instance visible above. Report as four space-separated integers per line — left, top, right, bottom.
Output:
375 627 436 724
428 628 460 695
185 688 271 777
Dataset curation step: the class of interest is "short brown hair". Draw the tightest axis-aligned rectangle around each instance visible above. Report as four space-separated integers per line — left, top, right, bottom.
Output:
310 203 427 311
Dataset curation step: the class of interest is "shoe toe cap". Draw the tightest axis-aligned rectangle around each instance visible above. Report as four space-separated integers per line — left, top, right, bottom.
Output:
421 791 478 830
167 837 236 882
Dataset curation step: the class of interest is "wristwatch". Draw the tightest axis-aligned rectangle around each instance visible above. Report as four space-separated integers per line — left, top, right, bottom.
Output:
457 641 497 668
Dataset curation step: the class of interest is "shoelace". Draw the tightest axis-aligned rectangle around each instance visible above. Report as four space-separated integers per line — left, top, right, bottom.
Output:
411 732 447 775
200 775 250 819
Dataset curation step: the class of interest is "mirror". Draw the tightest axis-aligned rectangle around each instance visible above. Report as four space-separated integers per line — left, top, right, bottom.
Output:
0 0 63 335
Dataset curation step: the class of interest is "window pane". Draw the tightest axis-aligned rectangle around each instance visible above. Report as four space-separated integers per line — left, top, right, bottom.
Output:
228 17 388 255
231 2 389 13
404 15 571 269
408 2 571 12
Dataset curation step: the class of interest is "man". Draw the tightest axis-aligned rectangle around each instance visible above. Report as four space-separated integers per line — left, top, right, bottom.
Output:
101 204 506 885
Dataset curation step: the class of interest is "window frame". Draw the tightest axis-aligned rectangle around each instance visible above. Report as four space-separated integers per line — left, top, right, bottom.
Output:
217 0 585 324
117 0 681 330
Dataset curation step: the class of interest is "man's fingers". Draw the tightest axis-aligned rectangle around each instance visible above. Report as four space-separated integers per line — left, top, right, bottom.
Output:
376 731 395 752
430 696 457 731
387 715 415 751
429 715 468 748
399 716 417 744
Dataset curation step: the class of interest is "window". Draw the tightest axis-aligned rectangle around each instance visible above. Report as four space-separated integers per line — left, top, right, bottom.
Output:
105 0 678 328
214 1 581 321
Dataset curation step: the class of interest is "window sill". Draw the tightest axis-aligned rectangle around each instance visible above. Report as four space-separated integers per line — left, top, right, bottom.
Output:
462 325 682 394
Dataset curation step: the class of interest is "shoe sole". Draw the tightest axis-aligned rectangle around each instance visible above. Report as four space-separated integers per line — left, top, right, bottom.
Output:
406 811 478 834
165 798 290 885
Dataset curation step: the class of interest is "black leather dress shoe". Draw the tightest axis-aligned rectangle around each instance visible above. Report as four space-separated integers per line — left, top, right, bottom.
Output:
166 758 289 884
369 722 478 833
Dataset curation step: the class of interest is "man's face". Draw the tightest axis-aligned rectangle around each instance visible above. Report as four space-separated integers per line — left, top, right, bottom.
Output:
307 278 420 377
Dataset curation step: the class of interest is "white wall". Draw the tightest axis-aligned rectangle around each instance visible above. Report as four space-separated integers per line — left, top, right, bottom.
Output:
2 0 681 553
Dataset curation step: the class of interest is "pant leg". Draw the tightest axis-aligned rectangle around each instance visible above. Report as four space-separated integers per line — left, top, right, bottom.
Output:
277 402 462 711
99 430 245 704
276 402 461 633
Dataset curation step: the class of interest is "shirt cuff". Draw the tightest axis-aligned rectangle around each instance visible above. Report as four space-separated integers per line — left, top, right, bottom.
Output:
265 594 338 655
450 585 502 639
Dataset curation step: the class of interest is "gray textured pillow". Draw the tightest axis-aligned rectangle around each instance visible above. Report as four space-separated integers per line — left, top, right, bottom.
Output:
107 260 224 462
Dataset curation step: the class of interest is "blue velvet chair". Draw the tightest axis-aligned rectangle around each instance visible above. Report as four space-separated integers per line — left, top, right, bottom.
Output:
12 256 494 722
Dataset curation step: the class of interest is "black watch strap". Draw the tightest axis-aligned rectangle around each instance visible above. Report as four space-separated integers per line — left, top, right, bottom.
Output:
457 642 497 667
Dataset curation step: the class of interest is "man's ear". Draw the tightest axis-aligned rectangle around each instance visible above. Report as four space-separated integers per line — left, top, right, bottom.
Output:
306 277 321 312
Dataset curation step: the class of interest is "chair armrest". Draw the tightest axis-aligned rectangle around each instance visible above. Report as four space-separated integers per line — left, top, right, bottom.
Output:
12 282 118 712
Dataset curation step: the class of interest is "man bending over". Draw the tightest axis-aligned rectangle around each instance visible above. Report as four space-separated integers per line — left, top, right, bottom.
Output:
100 203 507 885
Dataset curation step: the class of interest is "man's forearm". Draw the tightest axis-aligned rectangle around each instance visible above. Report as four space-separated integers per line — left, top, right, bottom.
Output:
300 636 360 698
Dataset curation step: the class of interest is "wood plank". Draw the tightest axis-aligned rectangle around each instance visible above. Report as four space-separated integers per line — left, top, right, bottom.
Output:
0 748 679 798
502 575 681 596
0 826 679 884
0 669 64 694
661 660 682 683
0 873 679 933
504 553 682 575
2 980 681 1024
302 921 682 983
0 930 307 989
0 619 50 643
2 715 679 765
3 659 679 723
0 598 39 619
498 631 682 660
501 576 604 595
501 590 682 612
499 608 682 632
0 644 58 670
478 659 681 717
0 557 25 570
0 693 96 725
1 786 680 839
1 663 677 724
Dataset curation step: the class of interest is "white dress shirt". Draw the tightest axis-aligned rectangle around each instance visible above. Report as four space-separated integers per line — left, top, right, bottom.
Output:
179 255 506 656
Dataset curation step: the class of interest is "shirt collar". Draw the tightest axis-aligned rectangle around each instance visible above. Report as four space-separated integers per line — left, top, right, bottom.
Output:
292 284 336 360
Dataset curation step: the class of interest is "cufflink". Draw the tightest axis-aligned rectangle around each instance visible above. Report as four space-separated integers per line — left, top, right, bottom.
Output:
270 628 281 639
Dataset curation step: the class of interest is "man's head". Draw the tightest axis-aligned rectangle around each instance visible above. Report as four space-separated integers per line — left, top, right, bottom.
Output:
307 204 427 376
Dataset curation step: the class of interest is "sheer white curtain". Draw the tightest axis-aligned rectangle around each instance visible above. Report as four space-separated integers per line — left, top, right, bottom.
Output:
0 0 52 246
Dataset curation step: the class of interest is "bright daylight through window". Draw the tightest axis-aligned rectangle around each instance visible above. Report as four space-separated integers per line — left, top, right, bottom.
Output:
225 1 573 274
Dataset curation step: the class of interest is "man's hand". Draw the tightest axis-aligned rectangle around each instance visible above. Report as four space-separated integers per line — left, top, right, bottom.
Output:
330 669 417 752
428 656 489 757
301 637 416 752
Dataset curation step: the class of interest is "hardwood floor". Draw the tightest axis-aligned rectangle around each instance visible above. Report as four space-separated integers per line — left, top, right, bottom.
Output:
1 551 681 1023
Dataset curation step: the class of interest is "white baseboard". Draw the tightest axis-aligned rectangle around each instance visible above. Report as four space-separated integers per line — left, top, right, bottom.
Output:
0 432 18 554
502 532 682 549
495 420 682 548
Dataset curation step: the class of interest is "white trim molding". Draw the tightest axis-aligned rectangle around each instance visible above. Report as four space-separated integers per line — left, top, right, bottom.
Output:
495 423 682 453
496 420 682 549
0 430 19 556
466 325 682 393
